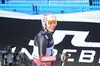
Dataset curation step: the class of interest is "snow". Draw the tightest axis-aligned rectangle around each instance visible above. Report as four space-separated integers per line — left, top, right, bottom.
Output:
0 10 100 23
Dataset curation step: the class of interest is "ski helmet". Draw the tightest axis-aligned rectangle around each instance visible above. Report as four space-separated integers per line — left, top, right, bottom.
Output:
41 13 57 26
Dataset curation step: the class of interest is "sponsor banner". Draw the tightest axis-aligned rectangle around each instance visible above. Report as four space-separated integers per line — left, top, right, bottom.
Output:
0 17 100 66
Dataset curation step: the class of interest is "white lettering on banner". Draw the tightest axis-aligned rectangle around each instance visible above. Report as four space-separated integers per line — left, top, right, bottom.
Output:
11 40 58 59
11 30 100 63
11 47 100 63
98 58 100 63
20 48 33 59
11 40 34 59
53 49 58 56
63 49 77 62
11 47 16 53
53 30 100 48
79 50 96 63
62 49 100 63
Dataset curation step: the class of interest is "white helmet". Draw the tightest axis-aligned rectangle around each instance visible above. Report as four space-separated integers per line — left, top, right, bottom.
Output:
41 13 57 26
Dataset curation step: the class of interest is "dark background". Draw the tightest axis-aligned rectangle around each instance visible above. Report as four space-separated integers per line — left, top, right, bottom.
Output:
0 17 100 66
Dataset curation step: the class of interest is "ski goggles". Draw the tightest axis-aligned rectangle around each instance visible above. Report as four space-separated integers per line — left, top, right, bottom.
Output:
47 20 57 26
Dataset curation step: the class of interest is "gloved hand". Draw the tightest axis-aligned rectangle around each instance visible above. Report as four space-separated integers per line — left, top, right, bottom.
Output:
61 53 67 62
56 53 68 61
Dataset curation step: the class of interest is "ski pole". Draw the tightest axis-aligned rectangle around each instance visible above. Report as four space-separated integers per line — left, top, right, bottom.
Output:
61 54 66 66
62 61 65 66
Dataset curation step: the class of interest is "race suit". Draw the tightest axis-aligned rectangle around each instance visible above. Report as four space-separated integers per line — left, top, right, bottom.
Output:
32 29 55 66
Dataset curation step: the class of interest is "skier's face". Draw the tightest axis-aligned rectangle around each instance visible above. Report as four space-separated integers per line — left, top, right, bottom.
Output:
46 24 56 32
46 20 57 32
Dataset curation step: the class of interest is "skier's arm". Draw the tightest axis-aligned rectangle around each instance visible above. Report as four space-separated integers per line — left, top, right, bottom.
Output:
37 35 56 62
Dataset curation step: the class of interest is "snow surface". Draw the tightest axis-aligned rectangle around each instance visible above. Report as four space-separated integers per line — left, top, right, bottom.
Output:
0 10 100 23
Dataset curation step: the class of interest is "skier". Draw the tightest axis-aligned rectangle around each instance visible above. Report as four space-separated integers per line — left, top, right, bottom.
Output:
32 13 66 66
